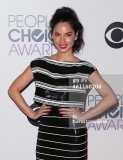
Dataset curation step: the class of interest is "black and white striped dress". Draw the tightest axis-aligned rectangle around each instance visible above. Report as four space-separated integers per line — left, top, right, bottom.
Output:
30 56 97 160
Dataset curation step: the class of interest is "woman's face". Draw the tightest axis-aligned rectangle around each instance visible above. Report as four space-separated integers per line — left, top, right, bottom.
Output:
52 22 78 54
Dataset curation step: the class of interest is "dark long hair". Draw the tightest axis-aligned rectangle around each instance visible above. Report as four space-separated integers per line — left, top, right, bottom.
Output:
49 6 84 54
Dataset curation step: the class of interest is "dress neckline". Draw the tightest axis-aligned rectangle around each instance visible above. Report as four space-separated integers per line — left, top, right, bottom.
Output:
45 56 83 64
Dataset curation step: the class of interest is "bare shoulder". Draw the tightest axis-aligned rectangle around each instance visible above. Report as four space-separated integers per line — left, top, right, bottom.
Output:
88 70 107 88
88 70 101 83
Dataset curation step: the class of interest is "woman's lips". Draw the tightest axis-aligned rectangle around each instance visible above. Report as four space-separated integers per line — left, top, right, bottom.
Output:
59 44 68 49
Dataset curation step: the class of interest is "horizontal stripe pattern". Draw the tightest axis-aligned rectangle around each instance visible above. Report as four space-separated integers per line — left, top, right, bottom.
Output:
29 56 97 159
32 67 90 78
35 80 86 93
39 114 86 128
30 56 97 108
33 95 85 108
36 114 87 159
36 152 86 159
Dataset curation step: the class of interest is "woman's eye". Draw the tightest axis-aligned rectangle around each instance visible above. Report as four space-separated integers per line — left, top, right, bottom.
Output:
55 34 59 36
66 34 71 37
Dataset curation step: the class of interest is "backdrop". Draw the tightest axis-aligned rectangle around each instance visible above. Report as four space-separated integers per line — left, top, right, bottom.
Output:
0 0 123 159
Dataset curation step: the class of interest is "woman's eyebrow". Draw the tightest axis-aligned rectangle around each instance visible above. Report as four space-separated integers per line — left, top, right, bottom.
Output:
65 32 72 34
54 31 72 34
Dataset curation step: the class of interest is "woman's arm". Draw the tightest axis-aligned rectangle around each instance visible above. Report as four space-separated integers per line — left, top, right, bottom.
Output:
8 66 52 120
8 66 35 118
80 70 118 120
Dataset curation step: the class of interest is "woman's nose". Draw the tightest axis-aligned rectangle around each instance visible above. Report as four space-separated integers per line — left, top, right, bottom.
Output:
60 36 65 43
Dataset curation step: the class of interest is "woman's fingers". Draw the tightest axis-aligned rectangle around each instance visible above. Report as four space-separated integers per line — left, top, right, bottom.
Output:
59 108 71 116
37 104 52 116
31 104 52 120
58 108 81 118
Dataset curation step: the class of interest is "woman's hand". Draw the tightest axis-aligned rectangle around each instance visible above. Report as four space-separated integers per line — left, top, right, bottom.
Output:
31 104 52 120
58 107 84 121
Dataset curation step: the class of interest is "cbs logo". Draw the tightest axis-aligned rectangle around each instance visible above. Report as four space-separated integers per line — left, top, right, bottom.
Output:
105 22 123 49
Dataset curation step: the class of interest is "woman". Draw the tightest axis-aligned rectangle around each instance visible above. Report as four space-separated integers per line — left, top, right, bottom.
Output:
8 6 117 160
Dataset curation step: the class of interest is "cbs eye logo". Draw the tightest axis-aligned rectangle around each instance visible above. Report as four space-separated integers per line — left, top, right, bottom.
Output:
105 22 123 49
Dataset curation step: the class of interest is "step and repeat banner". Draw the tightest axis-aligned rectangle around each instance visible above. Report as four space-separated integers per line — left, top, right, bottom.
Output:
0 0 123 160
